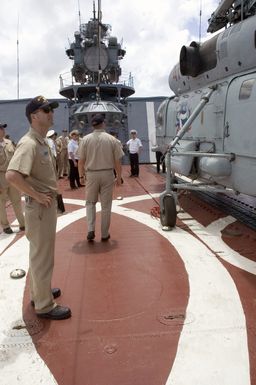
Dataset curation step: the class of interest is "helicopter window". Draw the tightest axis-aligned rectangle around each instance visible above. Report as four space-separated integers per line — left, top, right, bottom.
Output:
239 79 256 100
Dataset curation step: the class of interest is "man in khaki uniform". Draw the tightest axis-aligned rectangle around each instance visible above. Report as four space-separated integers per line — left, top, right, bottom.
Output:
78 114 124 241
6 96 71 320
56 129 69 178
0 123 25 234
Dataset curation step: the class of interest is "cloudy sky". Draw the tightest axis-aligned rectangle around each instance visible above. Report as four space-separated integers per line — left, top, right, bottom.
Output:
0 0 219 101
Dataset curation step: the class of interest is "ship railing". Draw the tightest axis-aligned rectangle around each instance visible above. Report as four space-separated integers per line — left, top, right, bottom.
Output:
59 72 134 89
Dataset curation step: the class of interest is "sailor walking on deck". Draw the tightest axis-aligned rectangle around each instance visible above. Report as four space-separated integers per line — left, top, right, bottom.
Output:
78 114 124 242
6 95 71 320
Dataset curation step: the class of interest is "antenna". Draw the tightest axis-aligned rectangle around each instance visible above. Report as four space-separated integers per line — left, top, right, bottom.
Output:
98 0 102 23
199 0 202 43
77 0 82 29
93 1 96 19
96 0 102 101
16 13 20 99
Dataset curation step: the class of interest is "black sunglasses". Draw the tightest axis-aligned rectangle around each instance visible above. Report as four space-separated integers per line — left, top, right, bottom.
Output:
32 106 53 115
41 106 53 113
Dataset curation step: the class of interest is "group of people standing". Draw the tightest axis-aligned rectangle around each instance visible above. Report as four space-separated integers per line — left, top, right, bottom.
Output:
1 94 166 322
1 96 128 321
46 127 93 190
46 124 145 188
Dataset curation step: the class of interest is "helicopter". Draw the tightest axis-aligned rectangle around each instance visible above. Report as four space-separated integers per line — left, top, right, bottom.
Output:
153 0 256 228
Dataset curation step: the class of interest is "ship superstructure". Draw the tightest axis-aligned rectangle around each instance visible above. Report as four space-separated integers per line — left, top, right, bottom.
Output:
59 0 135 141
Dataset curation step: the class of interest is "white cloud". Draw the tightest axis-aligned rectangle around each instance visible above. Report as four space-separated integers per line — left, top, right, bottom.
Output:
0 0 219 100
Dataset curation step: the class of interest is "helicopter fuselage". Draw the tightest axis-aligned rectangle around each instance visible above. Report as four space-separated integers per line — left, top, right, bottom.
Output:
155 12 256 197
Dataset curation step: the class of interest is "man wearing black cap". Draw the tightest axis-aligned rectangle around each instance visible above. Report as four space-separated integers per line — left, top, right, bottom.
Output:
6 96 71 320
0 122 25 234
78 113 124 241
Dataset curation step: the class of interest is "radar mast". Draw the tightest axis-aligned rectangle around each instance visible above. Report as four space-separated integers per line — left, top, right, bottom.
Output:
59 0 135 138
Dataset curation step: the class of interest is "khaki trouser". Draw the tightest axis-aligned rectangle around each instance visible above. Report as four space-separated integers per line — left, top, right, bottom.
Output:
85 170 115 238
25 197 57 313
57 149 69 177
0 185 25 229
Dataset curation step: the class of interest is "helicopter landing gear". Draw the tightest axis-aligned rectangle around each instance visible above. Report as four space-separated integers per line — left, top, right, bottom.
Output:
160 192 177 228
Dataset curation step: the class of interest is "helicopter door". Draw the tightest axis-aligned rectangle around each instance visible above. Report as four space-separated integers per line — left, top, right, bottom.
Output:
224 74 256 156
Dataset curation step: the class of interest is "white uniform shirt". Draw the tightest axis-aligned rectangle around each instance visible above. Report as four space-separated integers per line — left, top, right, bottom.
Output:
68 139 79 160
46 138 57 158
126 138 142 154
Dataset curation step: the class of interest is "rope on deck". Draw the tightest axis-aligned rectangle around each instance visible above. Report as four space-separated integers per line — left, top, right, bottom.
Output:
151 206 160 218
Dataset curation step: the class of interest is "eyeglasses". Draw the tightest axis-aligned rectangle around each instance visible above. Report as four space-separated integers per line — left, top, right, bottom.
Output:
32 106 54 115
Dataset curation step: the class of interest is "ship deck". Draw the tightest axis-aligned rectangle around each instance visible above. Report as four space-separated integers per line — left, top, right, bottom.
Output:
0 164 256 385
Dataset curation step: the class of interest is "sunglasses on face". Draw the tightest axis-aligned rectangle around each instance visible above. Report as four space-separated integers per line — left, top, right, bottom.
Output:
41 106 53 113
32 106 54 115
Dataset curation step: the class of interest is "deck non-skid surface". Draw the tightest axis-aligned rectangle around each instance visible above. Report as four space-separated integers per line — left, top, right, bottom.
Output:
0 165 256 385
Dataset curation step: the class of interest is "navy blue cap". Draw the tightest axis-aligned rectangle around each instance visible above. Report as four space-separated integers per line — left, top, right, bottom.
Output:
26 95 59 119
91 114 105 126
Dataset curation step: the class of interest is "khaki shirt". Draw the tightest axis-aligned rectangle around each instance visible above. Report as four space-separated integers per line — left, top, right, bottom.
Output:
57 135 68 150
78 129 124 171
0 139 15 172
7 127 57 194
55 137 63 155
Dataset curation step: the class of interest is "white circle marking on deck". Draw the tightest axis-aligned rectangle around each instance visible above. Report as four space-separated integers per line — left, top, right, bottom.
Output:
0 195 251 384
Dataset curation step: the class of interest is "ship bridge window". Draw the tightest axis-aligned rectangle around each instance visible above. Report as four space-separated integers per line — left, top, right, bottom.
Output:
239 78 256 100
